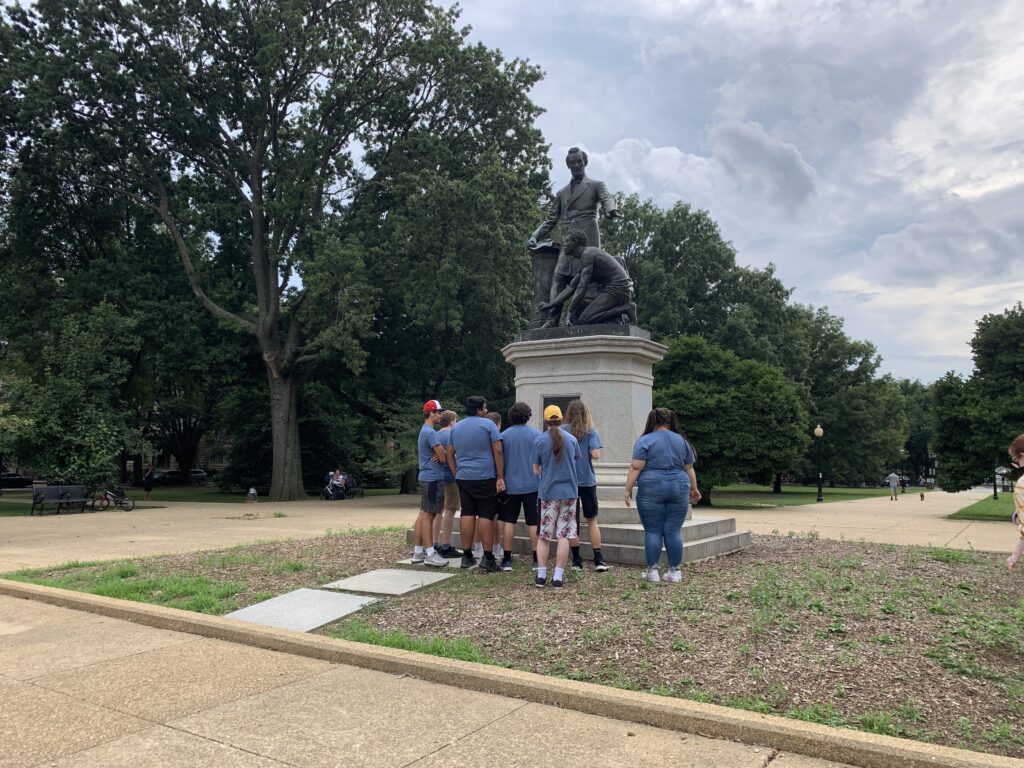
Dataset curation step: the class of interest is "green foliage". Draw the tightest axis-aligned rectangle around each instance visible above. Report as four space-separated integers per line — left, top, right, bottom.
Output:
327 619 494 664
654 336 808 495
8 303 146 486
932 304 1024 492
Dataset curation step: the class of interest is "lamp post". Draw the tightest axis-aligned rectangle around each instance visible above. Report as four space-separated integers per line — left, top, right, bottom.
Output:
814 424 824 503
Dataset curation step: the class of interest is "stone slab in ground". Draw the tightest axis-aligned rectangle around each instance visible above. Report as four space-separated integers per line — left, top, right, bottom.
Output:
224 588 376 632
322 568 454 596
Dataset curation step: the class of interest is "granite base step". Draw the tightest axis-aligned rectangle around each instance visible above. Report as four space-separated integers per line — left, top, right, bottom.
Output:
405 514 751 566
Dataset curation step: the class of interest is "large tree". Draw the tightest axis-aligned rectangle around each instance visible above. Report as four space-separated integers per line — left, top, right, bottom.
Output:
4 0 546 499
653 336 809 504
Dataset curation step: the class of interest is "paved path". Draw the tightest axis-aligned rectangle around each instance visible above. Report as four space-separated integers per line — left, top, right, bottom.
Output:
0 594 848 768
0 488 1010 573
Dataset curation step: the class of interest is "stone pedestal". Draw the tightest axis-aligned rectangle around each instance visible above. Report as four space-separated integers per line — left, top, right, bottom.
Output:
501 332 667 498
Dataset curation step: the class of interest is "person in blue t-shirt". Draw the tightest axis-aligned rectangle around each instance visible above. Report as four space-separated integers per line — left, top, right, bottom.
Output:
562 399 608 572
625 407 700 584
496 402 542 572
414 400 449 567
432 410 460 559
447 395 505 573
530 405 581 589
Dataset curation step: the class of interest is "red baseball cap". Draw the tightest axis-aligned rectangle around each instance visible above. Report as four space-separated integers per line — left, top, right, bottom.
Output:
422 399 443 413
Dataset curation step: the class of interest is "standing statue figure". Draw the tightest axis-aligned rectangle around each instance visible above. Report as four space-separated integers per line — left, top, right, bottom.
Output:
526 147 620 327
542 231 636 326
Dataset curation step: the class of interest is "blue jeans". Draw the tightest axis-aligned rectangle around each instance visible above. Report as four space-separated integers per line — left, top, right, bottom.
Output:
636 470 689 568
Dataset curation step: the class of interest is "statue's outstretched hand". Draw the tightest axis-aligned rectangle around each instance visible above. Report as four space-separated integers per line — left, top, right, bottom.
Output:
526 235 538 248
606 209 622 220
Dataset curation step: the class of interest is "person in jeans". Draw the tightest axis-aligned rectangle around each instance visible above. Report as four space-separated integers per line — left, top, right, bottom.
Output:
563 399 608 571
531 405 581 589
624 408 700 583
447 395 505 572
413 400 450 567
497 402 541 572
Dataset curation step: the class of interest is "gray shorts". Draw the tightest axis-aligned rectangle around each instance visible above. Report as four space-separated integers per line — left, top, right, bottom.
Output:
420 481 443 515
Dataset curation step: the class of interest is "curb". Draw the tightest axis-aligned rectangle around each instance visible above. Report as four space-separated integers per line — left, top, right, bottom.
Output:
1 578 1019 768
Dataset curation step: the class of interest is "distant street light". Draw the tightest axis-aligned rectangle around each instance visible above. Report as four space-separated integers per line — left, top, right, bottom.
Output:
814 424 824 503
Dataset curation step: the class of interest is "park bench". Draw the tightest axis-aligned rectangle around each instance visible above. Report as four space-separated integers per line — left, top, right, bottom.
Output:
31 485 91 515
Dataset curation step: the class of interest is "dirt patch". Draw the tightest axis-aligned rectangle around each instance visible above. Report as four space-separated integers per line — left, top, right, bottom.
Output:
14 532 1024 757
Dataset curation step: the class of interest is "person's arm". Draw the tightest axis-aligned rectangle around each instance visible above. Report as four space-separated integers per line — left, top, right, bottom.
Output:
596 181 620 219
431 445 446 463
540 272 580 311
529 194 562 245
591 449 601 460
625 459 645 507
533 463 542 476
686 464 700 503
446 443 457 478
492 440 506 493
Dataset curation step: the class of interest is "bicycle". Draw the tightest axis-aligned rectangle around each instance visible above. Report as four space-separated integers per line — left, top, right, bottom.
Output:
92 485 136 512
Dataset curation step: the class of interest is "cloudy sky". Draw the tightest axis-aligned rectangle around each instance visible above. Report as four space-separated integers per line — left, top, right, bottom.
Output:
450 0 1024 383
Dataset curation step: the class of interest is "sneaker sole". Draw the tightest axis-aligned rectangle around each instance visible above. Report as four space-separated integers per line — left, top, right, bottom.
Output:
594 565 609 571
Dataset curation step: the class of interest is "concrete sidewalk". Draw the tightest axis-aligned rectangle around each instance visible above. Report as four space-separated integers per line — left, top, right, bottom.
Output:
0 488 1009 573
0 593 845 768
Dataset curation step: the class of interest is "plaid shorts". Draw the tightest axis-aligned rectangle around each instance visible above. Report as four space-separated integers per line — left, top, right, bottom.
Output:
538 498 578 541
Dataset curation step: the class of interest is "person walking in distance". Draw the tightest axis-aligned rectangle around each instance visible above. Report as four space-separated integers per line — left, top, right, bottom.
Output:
884 470 900 501
143 462 156 501
563 399 609 571
433 410 461 559
531 405 581 589
447 396 505 573
1006 435 1024 572
624 408 700 583
497 402 542 572
413 400 450 567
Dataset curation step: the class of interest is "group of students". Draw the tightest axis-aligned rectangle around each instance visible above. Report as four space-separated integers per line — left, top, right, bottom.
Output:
413 395 700 587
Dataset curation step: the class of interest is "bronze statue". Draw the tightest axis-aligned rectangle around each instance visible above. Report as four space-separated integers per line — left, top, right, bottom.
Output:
541 231 636 326
527 147 620 327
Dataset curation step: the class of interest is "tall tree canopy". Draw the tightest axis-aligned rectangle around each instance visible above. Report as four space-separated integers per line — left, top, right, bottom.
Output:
3 0 547 498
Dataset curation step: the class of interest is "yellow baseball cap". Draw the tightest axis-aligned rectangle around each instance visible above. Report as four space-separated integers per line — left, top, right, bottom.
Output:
543 405 562 421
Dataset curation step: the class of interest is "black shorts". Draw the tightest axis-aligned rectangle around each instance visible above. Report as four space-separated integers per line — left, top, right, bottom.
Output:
457 478 498 520
498 491 539 526
419 480 443 515
578 485 599 519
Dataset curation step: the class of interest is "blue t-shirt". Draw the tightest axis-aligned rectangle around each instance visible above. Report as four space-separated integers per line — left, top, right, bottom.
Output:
530 430 581 500
562 425 602 487
450 416 503 480
418 423 444 482
632 429 695 472
502 424 542 494
437 429 455 482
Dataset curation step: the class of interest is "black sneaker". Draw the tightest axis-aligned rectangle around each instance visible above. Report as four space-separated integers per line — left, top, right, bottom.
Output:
501 553 513 572
535 574 546 588
438 544 460 559
572 559 584 571
594 557 610 572
551 578 564 589
460 553 476 569
479 554 500 573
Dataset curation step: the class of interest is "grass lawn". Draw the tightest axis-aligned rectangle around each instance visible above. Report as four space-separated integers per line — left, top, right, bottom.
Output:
7 531 1024 759
948 495 1013 522
708 483 902 509
0 500 33 516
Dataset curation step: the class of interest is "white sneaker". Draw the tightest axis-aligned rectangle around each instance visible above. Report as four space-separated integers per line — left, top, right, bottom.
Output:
664 568 682 583
411 551 426 564
642 567 660 583
492 544 504 560
424 551 450 567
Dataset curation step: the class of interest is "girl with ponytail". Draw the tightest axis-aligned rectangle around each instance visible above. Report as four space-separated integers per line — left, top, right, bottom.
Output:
529 405 582 589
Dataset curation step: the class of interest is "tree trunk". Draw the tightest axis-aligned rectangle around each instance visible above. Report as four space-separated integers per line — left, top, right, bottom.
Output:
399 466 418 495
773 472 782 493
132 453 144 486
267 372 306 500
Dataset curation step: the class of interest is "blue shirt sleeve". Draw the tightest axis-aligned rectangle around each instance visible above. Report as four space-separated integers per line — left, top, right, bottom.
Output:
427 430 441 450
682 439 695 465
530 436 542 466
590 428 603 451
488 420 502 443
632 435 648 461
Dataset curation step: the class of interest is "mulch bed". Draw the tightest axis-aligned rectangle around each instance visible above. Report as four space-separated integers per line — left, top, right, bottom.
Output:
13 531 1024 757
